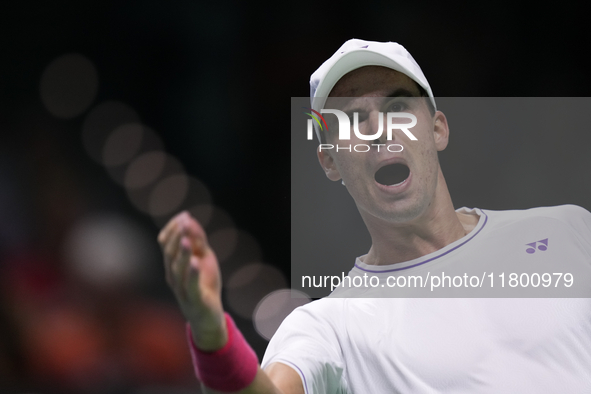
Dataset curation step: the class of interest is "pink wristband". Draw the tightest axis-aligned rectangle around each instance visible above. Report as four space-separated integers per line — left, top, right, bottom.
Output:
186 313 259 392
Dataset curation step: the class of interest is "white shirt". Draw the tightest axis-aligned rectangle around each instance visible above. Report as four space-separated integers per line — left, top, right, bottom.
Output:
262 205 591 393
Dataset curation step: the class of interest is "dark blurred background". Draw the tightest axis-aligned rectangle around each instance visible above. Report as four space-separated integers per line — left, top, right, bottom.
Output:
0 1 590 393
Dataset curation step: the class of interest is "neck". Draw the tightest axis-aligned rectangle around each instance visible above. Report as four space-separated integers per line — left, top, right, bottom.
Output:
360 169 474 266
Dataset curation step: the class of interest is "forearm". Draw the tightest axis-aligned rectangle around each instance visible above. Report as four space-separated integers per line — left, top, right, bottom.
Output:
188 314 301 394
158 213 302 393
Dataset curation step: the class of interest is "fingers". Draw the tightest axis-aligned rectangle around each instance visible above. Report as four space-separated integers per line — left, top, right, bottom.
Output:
183 254 201 302
159 212 200 262
159 211 207 298
158 211 203 245
162 226 178 284
157 213 178 244
159 211 221 311
163 225 182 262
173 236 194 300
160 213 189 286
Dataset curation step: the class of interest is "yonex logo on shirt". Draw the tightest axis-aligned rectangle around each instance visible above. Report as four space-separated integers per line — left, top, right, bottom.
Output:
526 238 548 254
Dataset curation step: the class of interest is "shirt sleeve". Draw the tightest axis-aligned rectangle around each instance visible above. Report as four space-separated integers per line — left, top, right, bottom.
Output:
565 204 591 233
261 299 348 394
555 205 591 252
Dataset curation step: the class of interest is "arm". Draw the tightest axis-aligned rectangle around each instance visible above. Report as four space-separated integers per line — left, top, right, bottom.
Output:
158 212 304 394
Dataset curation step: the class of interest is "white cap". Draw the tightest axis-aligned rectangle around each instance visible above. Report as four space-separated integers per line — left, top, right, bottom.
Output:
310 39 436 140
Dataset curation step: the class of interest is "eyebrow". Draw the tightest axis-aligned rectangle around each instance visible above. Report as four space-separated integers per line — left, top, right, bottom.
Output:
386 87 420 98
338 88 420 115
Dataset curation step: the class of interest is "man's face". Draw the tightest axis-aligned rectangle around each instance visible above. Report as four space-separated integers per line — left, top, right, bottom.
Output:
318 66 449 225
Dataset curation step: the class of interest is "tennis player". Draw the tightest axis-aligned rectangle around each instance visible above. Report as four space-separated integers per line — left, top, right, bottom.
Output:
158 39 591 393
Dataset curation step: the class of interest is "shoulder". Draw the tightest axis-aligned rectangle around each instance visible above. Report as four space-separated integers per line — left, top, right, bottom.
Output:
261 298 349 390
483 204 591 225
263 299 343 353
525 204 591 220
278 298 345 331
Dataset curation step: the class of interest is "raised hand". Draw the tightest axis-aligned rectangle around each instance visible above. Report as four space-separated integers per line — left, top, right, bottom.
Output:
158 211 227 351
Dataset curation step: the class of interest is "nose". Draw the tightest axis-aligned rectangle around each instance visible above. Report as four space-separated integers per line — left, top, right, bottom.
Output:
368 110 387 144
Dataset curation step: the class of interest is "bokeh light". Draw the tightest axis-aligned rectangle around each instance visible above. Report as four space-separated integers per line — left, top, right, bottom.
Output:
253 289 311 340
23 304 108 387
117 303 194 384
104 125 165 186
148 174 190 217
102 123 145 167
217 229 262 280
62 213 155 289
124 151 169 190
149 176 213 228
40 53 98 119
186 204 215 229
82 101 140 163
225 263 287 319
208 227 238 263
125 154 186 214
200 205 234 232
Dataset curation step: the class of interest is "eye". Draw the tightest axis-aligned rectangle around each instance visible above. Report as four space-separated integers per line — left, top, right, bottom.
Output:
384 98 410 112
387 102 405 112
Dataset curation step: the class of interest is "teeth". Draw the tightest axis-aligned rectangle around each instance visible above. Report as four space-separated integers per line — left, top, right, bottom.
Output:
388 179 406 187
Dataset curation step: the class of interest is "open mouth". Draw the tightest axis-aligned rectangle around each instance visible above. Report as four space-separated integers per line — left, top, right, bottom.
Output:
374 163 410 186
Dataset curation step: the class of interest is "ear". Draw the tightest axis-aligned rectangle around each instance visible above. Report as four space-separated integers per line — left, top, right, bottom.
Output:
433 110 450 151
317 148 342 181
